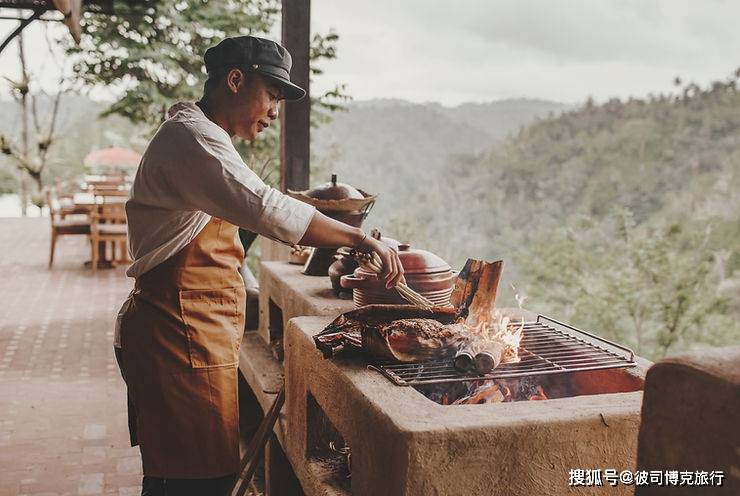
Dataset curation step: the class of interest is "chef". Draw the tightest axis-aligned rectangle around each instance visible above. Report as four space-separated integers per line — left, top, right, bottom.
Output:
114 36 403 496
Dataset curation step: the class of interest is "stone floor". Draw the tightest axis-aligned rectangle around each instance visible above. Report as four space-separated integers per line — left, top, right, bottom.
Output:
0 218 141 496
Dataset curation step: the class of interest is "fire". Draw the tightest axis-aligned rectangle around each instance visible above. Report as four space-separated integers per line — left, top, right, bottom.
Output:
454 310 525 374
449 379 548 405
528 385 548 400
452 382 506 405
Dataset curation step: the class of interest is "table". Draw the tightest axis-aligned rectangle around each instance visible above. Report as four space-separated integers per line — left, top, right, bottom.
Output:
72 193 127 269
72 192 126 209
83 174 131 187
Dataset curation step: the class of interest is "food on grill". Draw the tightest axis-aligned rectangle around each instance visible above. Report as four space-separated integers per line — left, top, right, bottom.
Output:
474 344 508 374
453 342 508 374
453 349 475 372
363 318 468 362
454 316 524 374
313 305 459 359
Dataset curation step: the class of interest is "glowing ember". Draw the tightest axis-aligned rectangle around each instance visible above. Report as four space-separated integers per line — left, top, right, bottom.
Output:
438 378 549 405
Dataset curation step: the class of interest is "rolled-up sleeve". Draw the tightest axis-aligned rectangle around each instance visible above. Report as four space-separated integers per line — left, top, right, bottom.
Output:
160 120 316 245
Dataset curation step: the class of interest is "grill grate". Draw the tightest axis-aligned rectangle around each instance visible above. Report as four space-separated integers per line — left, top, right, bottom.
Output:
369 315 636 386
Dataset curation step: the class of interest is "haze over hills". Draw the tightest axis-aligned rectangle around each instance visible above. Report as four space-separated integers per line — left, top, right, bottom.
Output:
1 80 737 358
1 95 569 195
311 97 571 224
340 78 740 361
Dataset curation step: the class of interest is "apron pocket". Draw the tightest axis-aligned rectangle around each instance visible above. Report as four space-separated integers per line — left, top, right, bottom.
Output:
179 288 240 368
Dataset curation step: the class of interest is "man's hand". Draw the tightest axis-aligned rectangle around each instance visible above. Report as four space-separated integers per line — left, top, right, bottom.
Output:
298 212 405 288
358 236 405 289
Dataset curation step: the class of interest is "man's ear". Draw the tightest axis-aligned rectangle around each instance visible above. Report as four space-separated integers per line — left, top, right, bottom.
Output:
226 69 244 94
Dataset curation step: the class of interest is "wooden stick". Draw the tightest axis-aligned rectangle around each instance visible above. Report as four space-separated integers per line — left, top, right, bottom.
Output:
230 387 285 496
354 252 433 308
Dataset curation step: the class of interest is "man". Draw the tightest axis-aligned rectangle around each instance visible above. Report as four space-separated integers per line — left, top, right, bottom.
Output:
115 36 403 495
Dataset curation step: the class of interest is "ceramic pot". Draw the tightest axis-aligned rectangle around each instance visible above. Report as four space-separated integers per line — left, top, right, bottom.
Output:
328 248 358 297
340 244 455 307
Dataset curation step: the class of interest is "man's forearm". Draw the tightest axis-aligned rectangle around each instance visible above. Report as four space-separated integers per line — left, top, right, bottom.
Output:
297 211 365 248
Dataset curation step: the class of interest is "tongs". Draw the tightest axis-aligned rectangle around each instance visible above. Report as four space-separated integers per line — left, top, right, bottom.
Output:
351 249 433 309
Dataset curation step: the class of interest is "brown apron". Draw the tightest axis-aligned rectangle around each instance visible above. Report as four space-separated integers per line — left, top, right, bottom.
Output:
118 217 246 479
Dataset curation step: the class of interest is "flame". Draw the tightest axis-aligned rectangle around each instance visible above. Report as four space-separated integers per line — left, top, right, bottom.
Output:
462 309 525 366
452 382 506 405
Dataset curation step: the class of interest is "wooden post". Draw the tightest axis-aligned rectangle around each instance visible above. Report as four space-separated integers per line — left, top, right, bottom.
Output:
280 0 311 192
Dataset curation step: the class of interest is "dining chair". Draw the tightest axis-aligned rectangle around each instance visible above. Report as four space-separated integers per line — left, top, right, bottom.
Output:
92 187 129 205
46 188 91 268
53 180 88 219
89 203 128 271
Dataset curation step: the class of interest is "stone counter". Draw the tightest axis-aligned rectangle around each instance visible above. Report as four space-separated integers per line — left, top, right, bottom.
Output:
257 261 355 359
238 260 356 495
285 316 651 496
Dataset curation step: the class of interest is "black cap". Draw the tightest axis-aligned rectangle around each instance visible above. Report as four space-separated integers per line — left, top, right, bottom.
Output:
204 36 306 101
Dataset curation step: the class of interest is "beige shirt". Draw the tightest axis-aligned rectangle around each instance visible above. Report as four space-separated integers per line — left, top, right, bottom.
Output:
125 102 316 278
115 102 315 347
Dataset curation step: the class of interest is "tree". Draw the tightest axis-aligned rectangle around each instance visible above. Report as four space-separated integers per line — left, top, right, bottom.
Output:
1 31 69 214
63 0 349 183
517 210 734 360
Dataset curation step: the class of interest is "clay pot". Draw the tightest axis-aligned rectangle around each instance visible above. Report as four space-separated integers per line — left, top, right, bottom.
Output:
329 234 400 298
340 244 455 307
328 248 358 297
287 174 376 215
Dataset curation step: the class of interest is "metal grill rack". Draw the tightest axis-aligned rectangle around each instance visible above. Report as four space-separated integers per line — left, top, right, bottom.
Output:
369 315 636 386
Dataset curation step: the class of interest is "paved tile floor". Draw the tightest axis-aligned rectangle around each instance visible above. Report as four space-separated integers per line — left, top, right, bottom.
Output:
0 218 141 495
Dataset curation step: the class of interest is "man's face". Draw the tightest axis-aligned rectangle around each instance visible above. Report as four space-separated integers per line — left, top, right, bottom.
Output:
226 71 282 140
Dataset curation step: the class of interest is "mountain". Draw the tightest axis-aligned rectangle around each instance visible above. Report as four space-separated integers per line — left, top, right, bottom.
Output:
435 99 571 141
310 97 571 232
334 77 739 360
1 95 565 194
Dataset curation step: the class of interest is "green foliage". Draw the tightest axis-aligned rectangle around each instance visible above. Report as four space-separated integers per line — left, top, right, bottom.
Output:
517 210 736 359
63 0 350 184
321 71 739 360
66 0 280 127
0 168 16 194
58 0 352 269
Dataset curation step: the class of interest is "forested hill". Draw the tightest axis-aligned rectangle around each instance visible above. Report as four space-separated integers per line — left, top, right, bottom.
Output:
310 97 571 235
317 78 738 268
359 73 739 359
473 81 740 230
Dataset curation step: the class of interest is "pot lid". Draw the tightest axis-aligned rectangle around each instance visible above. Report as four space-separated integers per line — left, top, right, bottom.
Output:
396 244 451 275
305 174 364 201
354 244 451 277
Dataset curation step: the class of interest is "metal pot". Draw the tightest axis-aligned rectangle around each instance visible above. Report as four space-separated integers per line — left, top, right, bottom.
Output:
304 173 364 200
340 244 455 307
288 174 377 276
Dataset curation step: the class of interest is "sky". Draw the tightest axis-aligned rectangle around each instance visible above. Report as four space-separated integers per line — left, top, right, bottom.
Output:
1 0 738 106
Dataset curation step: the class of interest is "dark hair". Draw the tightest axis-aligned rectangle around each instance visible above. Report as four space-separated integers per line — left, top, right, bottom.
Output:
202 66 254 95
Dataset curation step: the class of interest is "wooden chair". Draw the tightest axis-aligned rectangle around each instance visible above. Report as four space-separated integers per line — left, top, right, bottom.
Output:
46 188 90 268
54 181 89 219
92 186 129 206
89 203 128 271
84 175 131 193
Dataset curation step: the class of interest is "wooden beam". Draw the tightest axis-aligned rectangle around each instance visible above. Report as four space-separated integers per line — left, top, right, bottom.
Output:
0 9 44 55
280 0 310 192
